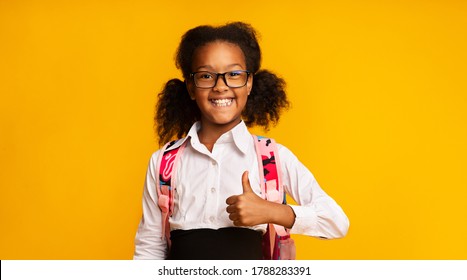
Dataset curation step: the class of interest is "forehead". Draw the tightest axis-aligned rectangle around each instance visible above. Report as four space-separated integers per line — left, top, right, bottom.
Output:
191 41 246 70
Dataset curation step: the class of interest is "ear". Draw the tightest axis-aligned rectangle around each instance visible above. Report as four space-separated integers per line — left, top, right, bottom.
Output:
185 80 196 100
247 74 253 96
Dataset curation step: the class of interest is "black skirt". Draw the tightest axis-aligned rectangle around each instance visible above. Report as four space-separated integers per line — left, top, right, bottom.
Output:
167 227 263 260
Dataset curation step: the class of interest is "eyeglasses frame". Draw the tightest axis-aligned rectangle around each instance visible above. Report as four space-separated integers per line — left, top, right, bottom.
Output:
189 70 251 89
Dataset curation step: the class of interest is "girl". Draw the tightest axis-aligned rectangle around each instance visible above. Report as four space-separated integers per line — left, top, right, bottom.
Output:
134 22 349 260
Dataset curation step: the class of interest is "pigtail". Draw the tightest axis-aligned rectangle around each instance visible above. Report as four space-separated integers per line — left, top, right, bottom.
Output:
155 78 200 146
243 70 290 129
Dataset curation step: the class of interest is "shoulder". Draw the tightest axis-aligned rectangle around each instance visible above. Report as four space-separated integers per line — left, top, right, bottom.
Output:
149 138 188 164
276 142 299 164
147 150 161 171
254 135 299 164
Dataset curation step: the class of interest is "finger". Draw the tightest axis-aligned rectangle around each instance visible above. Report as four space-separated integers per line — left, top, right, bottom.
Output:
233 218 246 227
228 213 238 221
226 204 236 214
241 171 253 193
226 195 238 205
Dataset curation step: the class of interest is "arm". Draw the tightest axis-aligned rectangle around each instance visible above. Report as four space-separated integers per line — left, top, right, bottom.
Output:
280 145 349 239
225 146 349 239
133 151 168 259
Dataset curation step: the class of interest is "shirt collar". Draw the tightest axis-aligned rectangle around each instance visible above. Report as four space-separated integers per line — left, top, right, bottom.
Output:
165 121 251 154
230 121 250 154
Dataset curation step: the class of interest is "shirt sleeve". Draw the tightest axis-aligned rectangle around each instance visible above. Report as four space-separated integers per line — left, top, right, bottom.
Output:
133 150 168 259
278 145 350 239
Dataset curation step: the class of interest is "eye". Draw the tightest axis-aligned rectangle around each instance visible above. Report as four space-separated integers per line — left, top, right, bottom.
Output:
197 72 214 80
227 71 244 79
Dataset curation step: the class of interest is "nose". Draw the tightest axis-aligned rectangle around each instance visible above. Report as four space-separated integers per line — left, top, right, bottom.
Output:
213 73 229 92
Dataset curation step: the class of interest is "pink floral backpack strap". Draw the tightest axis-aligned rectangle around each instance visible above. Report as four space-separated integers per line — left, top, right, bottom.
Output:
155 140 187 248
253 135 295 260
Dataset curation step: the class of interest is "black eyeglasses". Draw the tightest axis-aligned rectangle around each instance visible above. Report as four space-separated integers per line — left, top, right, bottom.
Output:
189 70 251 89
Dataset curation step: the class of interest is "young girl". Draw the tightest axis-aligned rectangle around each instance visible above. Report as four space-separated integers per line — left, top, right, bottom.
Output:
134 22 349 260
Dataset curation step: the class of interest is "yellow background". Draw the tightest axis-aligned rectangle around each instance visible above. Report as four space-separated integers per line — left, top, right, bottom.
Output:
1 0 466 259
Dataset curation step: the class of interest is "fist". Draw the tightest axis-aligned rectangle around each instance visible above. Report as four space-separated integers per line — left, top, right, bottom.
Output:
225 171 269 226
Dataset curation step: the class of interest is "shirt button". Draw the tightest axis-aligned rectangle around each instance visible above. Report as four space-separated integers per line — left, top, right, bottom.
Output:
209 216 215 222
211 188 216 193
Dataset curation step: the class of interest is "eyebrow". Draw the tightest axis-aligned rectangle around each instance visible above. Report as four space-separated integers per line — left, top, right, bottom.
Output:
195 64 245 71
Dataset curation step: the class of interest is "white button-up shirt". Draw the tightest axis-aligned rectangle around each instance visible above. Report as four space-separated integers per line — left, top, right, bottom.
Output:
134 121 349 259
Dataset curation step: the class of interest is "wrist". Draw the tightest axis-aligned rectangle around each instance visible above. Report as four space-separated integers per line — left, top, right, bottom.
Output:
269 202 295 229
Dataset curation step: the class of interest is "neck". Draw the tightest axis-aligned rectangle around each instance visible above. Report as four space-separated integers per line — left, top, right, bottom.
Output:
197 119 241 151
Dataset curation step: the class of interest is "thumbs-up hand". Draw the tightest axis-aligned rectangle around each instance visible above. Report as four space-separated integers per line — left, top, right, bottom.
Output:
226 171 270 226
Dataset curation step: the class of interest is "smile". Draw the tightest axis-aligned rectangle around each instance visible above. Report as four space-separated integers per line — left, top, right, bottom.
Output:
210 98 233 107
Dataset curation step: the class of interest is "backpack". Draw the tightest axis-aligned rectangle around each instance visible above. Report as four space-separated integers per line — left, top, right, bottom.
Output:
154 135 295 260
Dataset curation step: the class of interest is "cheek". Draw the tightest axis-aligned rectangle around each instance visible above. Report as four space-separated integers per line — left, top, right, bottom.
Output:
237 91 250 107
192 88 210 100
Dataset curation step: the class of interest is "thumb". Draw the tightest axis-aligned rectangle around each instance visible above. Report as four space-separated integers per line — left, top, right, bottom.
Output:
241 171 253 193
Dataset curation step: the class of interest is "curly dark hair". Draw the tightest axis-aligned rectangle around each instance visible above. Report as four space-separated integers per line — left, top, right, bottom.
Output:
155 22 289 145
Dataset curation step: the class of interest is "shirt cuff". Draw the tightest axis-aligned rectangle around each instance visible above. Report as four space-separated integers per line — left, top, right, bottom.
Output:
288 205 318 235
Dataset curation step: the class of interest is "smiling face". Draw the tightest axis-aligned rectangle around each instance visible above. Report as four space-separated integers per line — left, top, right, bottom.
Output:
186 41 252 133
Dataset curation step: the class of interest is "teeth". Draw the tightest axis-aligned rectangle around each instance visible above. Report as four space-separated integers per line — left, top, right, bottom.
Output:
211 99 233 107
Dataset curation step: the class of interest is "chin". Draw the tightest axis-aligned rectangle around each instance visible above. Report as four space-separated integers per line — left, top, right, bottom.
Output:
206 116 242 126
